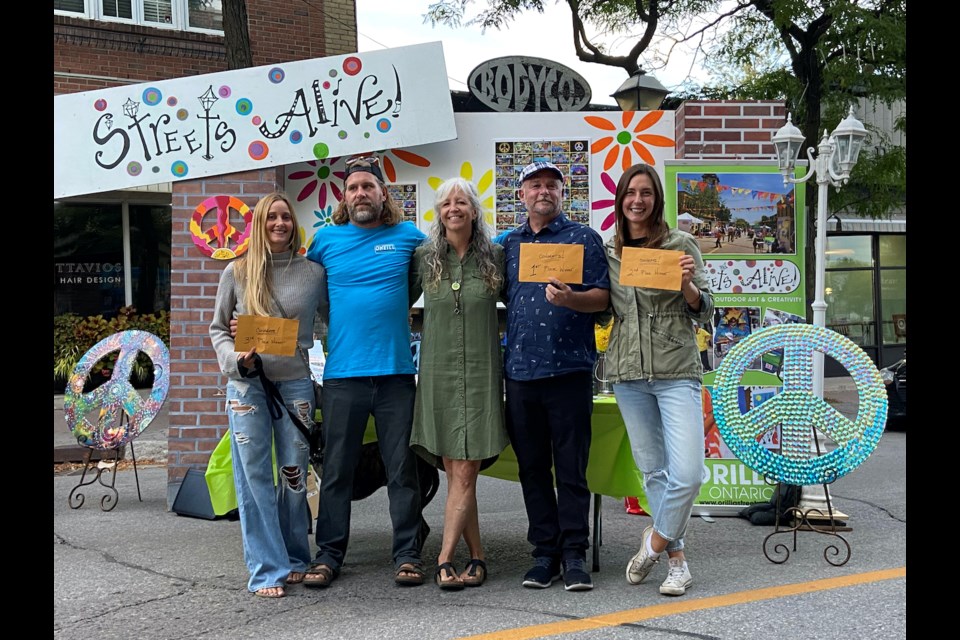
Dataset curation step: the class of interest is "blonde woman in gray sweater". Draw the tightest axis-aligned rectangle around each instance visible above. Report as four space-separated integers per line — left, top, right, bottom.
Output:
209 192 327 598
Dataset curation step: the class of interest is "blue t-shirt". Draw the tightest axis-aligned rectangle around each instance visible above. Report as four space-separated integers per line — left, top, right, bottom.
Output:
306 221 425 379
499 213 610 381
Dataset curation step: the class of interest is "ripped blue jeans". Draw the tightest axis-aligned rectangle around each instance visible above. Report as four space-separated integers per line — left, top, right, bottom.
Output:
226 376 313 592
613 378 704 553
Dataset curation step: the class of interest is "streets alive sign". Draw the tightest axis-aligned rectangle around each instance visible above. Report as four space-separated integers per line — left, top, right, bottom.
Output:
54 42 457 199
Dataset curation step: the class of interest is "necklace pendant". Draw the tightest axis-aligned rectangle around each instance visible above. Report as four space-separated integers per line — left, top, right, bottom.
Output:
451 281 461 291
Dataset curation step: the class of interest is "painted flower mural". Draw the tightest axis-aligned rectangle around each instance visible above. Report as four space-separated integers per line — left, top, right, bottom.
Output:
591 172 619 231
586 111 674 171
287 157 345 211
422 162 495 227
381 149 431 182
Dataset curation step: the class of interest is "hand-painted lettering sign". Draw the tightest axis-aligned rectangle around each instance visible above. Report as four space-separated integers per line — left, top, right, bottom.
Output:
54 42 456 199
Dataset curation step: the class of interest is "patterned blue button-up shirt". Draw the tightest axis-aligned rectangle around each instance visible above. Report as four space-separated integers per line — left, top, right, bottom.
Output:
499 213 610 382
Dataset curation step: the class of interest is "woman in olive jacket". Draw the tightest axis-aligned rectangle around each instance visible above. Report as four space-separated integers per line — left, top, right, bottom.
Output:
602 163 714 597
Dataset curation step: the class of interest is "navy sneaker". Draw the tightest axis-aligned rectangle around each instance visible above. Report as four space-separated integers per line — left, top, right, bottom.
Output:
521 556 561 589
562 558 594 591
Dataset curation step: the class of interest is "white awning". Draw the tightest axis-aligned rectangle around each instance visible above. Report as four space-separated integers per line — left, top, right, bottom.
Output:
828 215 906 233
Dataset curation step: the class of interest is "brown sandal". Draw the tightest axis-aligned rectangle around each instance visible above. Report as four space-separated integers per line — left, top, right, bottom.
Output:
286 571 305 584
303 563 336 589
435 562 464 590
395 562 425 586
460 558 487 587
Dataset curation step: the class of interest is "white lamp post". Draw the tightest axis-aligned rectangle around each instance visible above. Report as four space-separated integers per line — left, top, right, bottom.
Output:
771 106 867 517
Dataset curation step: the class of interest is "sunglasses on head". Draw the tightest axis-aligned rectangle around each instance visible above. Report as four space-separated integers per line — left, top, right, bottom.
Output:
345 155 381 167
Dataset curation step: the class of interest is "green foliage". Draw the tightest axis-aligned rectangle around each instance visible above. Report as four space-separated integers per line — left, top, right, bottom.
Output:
53 306 171 388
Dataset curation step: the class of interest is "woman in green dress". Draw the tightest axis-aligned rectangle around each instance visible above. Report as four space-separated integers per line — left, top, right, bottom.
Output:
411 177 508 590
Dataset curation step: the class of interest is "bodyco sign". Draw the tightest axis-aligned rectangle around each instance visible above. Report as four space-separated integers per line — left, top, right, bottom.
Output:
467 56 592 112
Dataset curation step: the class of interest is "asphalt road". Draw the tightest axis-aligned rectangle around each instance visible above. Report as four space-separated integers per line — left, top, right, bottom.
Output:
54 425 906 640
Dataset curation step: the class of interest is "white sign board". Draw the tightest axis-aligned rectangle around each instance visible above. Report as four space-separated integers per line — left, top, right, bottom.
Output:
54 42 457 199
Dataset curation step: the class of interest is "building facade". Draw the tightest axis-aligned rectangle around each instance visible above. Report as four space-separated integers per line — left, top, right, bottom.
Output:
54 1 359 504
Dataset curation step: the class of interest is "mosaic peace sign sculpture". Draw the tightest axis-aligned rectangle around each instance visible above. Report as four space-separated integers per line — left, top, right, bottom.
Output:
712 323 887 565
64 330 169 511
712 323 887 487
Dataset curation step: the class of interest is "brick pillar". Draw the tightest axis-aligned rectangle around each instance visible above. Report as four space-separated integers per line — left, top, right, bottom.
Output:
166 169 283 508
675 100 786 160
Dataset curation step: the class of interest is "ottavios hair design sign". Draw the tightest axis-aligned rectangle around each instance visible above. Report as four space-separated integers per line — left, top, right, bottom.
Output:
54 42 457 199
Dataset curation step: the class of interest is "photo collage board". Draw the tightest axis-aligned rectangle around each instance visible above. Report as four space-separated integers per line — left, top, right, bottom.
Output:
493 139 592 229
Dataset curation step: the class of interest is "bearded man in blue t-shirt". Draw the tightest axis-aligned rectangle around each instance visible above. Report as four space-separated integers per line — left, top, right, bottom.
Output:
303 155 427 589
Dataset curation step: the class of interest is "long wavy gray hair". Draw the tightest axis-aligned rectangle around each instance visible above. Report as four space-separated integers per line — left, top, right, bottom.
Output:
420 177 502 294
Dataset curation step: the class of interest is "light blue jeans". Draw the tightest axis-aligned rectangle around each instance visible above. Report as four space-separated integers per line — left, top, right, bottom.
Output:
613 378 704 553
226 376 313 592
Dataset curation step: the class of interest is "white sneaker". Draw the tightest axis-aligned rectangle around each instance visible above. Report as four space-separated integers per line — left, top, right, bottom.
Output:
659 557 692 596
625 526 660 585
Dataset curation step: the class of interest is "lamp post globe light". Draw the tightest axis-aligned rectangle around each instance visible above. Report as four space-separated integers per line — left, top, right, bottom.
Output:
610 70 670 111
771 105 867 517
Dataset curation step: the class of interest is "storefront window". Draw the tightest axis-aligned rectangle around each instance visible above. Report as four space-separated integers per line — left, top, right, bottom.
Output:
825 270 875 347
879 235 906 267
54 203 126 317
879 269 906 344
129 205 172 315
54 201 171 319
825 236 872 269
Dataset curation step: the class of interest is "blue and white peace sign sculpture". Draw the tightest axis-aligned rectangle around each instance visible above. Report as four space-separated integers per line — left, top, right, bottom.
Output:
713 324 887 486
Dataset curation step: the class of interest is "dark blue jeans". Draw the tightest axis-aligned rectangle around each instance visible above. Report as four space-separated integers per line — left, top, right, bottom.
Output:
313 375 421 573
505 371 593 563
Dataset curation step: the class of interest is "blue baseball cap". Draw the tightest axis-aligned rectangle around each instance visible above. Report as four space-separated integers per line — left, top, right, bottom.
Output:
517 161 564 188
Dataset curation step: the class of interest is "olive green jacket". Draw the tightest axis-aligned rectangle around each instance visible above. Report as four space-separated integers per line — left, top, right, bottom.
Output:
601 229 714 383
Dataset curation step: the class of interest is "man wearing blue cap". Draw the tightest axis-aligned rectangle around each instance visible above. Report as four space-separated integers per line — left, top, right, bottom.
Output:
303 154 428 589
498 160 610 591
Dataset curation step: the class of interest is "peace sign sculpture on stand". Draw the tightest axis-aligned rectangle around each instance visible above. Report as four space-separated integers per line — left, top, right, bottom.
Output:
712 323 888 565
64 330 170 511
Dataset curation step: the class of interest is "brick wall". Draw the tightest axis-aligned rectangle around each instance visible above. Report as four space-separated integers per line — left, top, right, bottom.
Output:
249 0 358 64
675 100 786 160
166 170 283 499
54 14 227 92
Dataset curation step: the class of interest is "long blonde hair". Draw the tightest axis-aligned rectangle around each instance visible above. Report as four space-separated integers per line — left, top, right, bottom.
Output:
420 177 502 294
236 192 301 316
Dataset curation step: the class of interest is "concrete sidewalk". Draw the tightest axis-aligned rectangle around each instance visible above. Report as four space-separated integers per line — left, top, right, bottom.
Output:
54 428 907 640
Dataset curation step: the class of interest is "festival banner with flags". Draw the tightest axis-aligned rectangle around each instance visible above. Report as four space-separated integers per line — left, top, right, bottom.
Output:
665 160 808 514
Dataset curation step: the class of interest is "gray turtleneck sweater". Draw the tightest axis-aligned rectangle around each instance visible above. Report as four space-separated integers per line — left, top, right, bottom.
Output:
210 251 328 382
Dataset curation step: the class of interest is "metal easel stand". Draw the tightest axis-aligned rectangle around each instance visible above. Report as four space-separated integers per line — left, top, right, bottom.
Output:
68 412 142 512
762 426 851 566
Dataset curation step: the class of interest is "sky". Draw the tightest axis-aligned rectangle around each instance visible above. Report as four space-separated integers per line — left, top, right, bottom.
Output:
354 1 712 107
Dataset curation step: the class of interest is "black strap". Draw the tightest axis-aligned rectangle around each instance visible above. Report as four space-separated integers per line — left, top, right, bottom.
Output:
255 365 313 445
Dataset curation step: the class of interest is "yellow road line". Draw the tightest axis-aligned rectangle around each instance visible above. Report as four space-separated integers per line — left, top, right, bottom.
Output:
461 567 906 640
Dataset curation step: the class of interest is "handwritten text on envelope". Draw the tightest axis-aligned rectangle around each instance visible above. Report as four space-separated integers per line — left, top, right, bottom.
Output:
519 243 584 284
619 247 683 291
234 315 300 356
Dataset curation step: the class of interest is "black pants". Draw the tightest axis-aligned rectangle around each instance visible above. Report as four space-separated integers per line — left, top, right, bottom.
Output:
504 371 593 562
700 349 711 371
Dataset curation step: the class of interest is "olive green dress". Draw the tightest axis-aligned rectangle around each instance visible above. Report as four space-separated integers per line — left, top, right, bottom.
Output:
410 244 509 468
